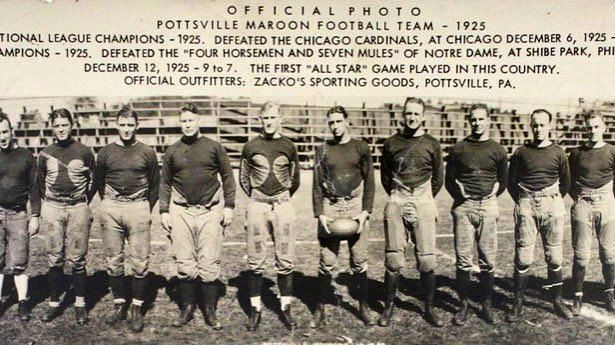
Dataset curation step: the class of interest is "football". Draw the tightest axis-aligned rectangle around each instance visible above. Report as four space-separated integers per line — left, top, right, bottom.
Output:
328 218 360 238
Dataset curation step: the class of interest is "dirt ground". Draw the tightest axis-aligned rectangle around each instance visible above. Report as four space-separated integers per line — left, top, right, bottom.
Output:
0 171 613 344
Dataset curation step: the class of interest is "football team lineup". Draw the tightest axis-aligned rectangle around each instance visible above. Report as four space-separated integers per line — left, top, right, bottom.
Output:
0 97 614 344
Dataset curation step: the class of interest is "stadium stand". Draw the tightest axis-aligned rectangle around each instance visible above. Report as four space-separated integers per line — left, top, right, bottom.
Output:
8 96 613 167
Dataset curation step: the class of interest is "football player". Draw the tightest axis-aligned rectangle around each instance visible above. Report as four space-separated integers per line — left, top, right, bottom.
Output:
445 104 508 325
0 112 40 321
159 103 235 330
95 107 160 332
378 97 445 327
506 109 573 321
239 101 301 331
568 111 615 314
311 105 375 328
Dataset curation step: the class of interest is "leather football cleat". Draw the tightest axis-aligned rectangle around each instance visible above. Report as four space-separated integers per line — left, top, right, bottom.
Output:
377 301 394 327
309 303 326 329
281 305 297 330
42 306 61 322
18 300 30 322
359 302 374 326
172 304 195 327
75 306 88 325
453 300 470 326
505 299 524 322
105 303 128 325
128 304 144 333
480 300 498 324
571 296 583 316
553 298 573 320
204 305 222 330
247 307 261 331
424 304 444 328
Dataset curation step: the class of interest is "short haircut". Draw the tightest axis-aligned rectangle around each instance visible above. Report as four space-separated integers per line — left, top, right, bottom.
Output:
530 109 553 123
469 103 489 116
260 101 280 116
180 102 199 115
0 112 12 130
403 97 425 114
49 108 74 126
584 110 604 122
326 105 348 119
117 107 139 122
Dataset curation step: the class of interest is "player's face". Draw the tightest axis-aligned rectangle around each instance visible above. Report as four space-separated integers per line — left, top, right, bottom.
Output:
0 120 12 150
179 110 200 137
116 116 138 141
402 102 424 130
530 112 551 142
469 108 489 136
52 117 72 141
586 116 605 143
327 112 349 138
260 112 282 136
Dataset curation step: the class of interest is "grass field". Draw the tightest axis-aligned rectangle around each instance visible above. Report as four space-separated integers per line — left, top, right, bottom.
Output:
0 170 613 344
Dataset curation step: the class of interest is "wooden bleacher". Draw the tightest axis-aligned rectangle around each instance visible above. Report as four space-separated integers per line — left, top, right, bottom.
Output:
11 96 613 168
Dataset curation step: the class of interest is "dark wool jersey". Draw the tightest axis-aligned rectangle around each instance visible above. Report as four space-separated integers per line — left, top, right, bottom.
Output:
96 141 161 209
160 135 236 213
445 137 508 202
568 143 615 197
38 138 96 203
0 146 40 215
312 138 375 217
239 135 300 197
508 142 570 201
381 132 444 196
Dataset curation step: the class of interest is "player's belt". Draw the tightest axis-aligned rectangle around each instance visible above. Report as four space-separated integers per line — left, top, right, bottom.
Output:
0 204 26 215
518 182 560 198
45 196 87 206
576 181 614 203
250 190 290 204
326 195 355 204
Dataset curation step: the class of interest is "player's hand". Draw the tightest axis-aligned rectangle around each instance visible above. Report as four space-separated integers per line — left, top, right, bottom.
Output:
161 212 172 234
222 207 234 227
455 180 469 199
352 211 370 234
318 215 332 234
28 216 40 237
490 182 500 197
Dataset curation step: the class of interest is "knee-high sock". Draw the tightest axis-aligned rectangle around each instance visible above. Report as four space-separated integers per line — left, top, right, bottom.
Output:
48 266 64 303
14 274 28 301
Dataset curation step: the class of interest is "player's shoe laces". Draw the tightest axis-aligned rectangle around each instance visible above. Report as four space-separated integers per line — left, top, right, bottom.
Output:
281 305 297 330
571 296 583 316
247 307 261 331
309 303 326 328
359 302 374 326
105 303 128 325
204 305 222 330
75 306 88 325
453 299 470 326
42 306 61 322
480 299 497 324
128 304 144 333
377 299 394 327
505 298 524 322
172 304 195 327
424 303 444 328
18 300 30 322
553 297 573 319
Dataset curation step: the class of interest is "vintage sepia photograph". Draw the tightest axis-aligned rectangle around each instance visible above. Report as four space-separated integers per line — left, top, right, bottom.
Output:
0 1 614 344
